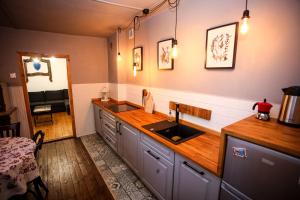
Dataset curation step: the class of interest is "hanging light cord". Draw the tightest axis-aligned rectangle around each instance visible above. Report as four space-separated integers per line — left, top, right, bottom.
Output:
174 1 178 40
245 0 248 10
122 0 180 32
117 28 120 53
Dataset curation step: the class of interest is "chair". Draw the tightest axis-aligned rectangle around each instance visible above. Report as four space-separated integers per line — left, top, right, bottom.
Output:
32 130 45 158
0 122 20 137
31 130 48 199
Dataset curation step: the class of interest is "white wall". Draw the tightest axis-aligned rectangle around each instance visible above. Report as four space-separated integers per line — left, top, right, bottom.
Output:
24 56 68 92
8 86 31 138
109 83 280 132
72 83 109 137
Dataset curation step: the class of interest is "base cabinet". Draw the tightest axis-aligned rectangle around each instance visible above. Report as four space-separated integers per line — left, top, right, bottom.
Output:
140 143 174 200
93 105 221 200
173 154 220 200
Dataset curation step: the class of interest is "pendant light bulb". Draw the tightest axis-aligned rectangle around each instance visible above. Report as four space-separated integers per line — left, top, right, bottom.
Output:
133 64 137 77
172 40 178 59
117 52 122 62
240 17 249 34
240 0 250 34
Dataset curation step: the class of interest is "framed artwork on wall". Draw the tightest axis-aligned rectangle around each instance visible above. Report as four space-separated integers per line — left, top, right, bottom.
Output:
23 58 53 82
205 22 239 69
157 38 174 70
133 47 143 71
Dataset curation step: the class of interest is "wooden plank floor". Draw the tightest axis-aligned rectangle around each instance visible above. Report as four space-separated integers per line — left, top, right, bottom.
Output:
35 138 114 200
33 112 73 142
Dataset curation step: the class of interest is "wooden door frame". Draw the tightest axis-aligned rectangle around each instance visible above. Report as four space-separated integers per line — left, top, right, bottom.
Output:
17 52 77 138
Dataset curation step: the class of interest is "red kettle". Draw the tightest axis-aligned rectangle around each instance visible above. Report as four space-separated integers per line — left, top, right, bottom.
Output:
252 98 273 120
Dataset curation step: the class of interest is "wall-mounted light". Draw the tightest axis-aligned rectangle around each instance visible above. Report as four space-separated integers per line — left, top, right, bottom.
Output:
117 27 122 62
33 57 40 63
240 0 250 34
50 56 56 62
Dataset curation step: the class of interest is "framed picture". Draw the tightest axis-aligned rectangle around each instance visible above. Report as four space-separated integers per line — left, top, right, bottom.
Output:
157 38 174 70
133 47 143 71
23 58 53 82
205 22 239 69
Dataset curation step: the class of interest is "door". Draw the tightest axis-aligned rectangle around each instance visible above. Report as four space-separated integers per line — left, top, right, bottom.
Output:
119 122 140 174
173 154 220 200
140 143 173 200
93 105 102 135
223 136 300 200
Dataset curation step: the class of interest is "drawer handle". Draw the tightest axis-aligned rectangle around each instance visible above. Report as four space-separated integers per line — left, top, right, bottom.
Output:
183 161 205 176
116 121 122 135
147 150 160 160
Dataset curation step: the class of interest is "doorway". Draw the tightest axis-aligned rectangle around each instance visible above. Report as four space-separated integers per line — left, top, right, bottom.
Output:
18 52 76 142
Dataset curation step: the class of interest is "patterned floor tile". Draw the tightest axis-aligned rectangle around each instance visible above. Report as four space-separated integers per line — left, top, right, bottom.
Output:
81 134 157 200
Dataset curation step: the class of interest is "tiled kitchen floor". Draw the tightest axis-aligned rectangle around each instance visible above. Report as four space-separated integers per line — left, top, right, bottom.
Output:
81 134 156 200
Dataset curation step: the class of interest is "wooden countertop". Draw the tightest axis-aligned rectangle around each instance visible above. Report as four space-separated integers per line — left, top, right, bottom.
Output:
92 99 221 176
93 99 300 177
218 115 300 176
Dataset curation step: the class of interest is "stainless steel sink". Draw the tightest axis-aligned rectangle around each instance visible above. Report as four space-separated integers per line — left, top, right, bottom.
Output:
142 120 204 144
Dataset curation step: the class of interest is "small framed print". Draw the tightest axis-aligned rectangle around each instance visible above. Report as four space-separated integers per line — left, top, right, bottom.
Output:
157 38 174 70
23 58 53 82
205 22 239 69
133 47 143 71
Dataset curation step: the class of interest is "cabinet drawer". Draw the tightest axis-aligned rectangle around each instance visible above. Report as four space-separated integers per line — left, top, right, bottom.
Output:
103 132 117 152
103 118 116 134
103 123 117 140
141 134 174 163
102 110 115 122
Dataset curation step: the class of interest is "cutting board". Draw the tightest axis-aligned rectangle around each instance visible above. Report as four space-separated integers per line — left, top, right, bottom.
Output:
144 92 154 114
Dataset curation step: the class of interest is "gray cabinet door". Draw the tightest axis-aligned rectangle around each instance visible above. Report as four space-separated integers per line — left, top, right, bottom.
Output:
140 143 173 200
119 122 140 174
119 122 140 173
93 105 102 135
173 154 220 200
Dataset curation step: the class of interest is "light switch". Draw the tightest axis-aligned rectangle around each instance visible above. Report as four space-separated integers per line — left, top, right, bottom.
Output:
10 73 16 79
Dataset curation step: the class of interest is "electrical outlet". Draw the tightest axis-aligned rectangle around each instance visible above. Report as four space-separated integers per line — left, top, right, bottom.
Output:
10 73 16 79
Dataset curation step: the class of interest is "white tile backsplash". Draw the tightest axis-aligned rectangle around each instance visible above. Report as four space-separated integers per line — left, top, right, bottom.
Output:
111 83 280 132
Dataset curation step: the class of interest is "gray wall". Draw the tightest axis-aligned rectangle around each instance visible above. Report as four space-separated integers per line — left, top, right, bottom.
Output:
0 26 108 85
121 0 300 104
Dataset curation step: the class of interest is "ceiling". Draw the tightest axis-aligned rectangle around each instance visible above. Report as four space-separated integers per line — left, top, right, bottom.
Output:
0 0 160 37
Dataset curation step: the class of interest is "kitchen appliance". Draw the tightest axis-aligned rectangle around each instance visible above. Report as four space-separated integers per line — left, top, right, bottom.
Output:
107 103 139 113
252 98 272 121
220 136 300 200
278 86 300 127
142 120 204 144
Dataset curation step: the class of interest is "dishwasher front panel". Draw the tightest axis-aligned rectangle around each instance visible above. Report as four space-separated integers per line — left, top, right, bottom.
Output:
223 136 300 200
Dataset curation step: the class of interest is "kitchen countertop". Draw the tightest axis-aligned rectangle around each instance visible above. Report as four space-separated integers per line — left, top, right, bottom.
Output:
93 99 300 177
92 99 221 176
218 116 300 175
